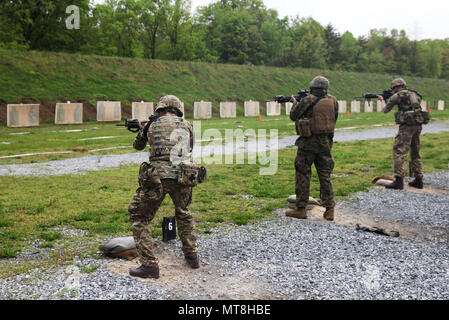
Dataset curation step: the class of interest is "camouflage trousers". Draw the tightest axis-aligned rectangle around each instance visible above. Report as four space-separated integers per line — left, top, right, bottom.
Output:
295 148 335 209
393 124 423 179
128 179 198 266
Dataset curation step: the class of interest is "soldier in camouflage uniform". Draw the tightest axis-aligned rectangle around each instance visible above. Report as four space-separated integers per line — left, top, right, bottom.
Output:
377 78 425 189
287 76 338 221
128 95 199 279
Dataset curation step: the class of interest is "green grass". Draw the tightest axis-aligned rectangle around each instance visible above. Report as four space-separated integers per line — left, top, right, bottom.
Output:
1 48 449 113
80 264 100 274
39 231 63 242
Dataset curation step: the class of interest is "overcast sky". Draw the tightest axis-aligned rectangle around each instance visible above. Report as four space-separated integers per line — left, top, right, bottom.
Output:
91 0 448 40
190 0 449 40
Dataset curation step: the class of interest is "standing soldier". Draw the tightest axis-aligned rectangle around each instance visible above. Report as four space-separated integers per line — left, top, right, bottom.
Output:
287 76 338 221
127 95 201 279
377 78 428 189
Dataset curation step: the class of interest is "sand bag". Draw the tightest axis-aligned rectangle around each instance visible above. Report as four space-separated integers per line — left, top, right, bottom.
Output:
99 236 137 260
287 195 321 206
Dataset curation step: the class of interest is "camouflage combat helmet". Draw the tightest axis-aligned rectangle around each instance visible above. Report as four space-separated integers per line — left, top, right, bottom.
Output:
391 78 406 89
155 95 183 117
309 76 329 89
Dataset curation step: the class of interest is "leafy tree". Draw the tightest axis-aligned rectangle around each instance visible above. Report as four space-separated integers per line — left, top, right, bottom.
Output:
139 0 169 59
1 0 448 79
288 17 327 68
324 23 341 69
441 48 449 79
0 0 90 51
339 31 359 71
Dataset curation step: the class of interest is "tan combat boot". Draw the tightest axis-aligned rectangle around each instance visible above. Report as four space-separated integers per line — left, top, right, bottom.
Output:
285 207 307 219
129 263 160 279
323 207 334 221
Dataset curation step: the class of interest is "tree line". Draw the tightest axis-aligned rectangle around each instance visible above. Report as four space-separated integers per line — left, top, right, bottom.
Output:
1 0 448 79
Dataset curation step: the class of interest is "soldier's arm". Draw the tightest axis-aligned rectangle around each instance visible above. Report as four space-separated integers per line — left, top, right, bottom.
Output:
187 121 194 153
133 123 150 150
289 98 309 121
381 93 400 114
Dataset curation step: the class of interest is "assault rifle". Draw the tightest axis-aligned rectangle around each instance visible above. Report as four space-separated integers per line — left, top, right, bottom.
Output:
354 89 393 101
268 90 310 103
116 115 160 133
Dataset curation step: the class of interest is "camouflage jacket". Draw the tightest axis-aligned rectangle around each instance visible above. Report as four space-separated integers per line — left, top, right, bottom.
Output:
384 89 422 113
290 94 338 153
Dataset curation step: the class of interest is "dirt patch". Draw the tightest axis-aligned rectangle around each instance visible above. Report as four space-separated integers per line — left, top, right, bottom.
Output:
107 243 277 300
293 205 441 242
403 184 449 196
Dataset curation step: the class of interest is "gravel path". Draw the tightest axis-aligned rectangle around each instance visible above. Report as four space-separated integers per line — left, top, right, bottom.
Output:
1 121 449 177
1 171 448 300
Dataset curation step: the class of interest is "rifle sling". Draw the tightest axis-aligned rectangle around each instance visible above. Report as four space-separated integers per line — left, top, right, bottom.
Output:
302 95 325 118
294 95 325 136
406 88 423 100
142 120 151 138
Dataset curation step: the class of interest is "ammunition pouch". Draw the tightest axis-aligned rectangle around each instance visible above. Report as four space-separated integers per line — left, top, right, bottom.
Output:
178 161 207 187
198 166 207 183
138 162 162 190
394 110 430 125
415 110 430 124
295 119 312 137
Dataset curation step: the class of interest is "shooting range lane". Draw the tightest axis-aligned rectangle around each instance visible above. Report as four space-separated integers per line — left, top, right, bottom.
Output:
1 121 449 177
1 169 448 299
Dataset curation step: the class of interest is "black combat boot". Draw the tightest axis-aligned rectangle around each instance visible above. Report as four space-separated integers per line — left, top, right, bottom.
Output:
386 176 404 190
129 263 160 279
185 254 200 269
408 177 423 189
